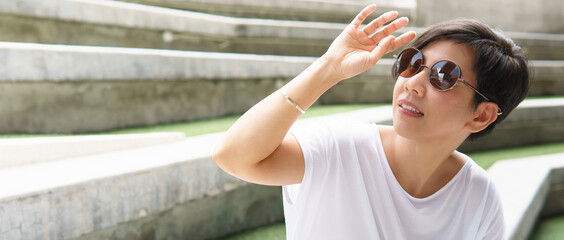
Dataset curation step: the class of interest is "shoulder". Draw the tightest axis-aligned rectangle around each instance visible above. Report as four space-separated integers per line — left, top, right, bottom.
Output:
458 154 494 186
457 155 506 238
465 156 494 185
292 118 378 139
457 154 502 203
290 118 386 162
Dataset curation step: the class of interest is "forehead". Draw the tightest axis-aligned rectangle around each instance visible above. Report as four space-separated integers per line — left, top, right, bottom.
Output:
421 40 476 78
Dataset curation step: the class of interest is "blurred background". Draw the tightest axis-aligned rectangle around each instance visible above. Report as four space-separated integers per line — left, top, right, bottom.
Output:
0 0 563 239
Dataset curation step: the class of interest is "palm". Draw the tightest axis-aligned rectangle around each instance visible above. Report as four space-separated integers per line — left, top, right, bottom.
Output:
338 30 381 78
322 5 415 81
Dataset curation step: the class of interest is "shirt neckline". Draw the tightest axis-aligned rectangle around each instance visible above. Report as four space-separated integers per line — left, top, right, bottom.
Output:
374 126 472 201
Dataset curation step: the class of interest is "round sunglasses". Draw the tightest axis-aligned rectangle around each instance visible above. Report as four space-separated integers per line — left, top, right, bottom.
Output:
393 47 501 115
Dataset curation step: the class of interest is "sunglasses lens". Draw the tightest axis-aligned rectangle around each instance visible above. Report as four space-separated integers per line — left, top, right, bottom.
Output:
396 49 423 78
429 60 461 91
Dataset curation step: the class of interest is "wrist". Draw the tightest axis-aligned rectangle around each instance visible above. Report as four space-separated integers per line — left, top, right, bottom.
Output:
311 55 343 87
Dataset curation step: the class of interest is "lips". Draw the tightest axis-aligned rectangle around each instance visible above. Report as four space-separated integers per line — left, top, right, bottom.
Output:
398 100 424 116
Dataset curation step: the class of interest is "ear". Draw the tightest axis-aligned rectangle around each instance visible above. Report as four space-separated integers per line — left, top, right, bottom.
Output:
465 102 500 133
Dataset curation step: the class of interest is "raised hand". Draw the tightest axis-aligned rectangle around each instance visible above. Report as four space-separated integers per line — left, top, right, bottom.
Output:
321 5 416 81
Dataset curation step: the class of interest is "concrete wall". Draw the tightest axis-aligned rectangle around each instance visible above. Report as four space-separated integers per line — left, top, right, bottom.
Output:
0 76 385 133
416 0 564 34
119 0 415 23
541 167 564 217
72 184 283 240
0 79 286 133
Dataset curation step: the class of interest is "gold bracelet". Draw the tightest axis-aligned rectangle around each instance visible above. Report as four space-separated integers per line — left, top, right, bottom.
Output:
280 89 306 114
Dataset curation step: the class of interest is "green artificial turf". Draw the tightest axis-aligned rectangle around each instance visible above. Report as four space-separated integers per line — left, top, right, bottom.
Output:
219 223 286 240
530 215 564 240
467 142 564 169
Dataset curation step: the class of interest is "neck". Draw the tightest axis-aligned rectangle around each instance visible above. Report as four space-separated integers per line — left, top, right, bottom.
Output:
385 131 468 198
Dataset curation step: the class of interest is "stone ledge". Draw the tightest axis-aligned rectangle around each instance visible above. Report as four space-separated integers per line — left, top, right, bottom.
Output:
0 42 319 81
459 98 564 152
0 132 185 169
0 41 560 84
0 0 348 40
119 0 415 23
487 153 564 240
502 98 564 123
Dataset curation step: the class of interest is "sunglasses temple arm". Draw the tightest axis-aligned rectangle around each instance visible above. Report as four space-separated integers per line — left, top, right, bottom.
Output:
458 80 503 116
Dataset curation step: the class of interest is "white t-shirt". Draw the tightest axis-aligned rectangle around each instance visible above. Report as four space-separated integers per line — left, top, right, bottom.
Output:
283 119 504 240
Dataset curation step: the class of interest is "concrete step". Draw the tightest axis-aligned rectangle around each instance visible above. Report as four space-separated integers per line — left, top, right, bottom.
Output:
2 99 564 239
0 132 282 240
118 0 415 23
0 0 562 59
0 132 185 169
488 153 564 240
416 0 564 35
459 98 564 152
0 42 562 134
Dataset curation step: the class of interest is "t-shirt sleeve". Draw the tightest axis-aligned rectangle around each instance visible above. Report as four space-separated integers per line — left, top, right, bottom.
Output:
284 119 364 205
284 119 336 204
476 180 505 240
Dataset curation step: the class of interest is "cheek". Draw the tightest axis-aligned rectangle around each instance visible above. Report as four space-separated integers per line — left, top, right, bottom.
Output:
428 93 474 123
392 77 404 98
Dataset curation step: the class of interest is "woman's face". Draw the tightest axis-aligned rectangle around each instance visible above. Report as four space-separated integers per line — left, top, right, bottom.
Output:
392 40 479 141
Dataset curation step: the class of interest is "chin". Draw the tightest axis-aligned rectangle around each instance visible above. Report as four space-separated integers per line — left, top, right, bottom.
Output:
391 113 432 141
393 124 414 139
392 118 422 140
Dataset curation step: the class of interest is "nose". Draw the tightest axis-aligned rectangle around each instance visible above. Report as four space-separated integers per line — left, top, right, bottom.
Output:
402 65 429 96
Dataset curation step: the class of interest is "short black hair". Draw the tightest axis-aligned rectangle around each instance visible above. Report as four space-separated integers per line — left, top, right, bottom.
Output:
394 19 530 141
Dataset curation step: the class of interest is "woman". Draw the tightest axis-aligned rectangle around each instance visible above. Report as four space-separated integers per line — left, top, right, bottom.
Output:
214 4 528 239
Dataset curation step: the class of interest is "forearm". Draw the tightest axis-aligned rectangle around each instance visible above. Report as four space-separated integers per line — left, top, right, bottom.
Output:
213 58 338 171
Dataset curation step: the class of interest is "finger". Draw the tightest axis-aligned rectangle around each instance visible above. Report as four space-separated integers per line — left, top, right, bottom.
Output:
387 31 417 53
370 17 409 42
370 35 396 63
362 11 398 36
350 4 377 29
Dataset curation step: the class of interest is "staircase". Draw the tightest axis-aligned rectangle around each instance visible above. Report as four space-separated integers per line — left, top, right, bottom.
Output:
1 0 563 239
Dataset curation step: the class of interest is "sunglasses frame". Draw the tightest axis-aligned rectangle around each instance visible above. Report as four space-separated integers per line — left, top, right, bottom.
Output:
393 47 502 115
